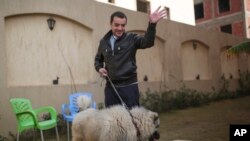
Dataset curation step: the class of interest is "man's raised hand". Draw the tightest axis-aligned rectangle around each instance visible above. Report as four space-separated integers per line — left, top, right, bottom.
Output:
149 6 168 24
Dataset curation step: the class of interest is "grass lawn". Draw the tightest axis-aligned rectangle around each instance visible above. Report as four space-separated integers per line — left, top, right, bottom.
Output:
158 95 250 141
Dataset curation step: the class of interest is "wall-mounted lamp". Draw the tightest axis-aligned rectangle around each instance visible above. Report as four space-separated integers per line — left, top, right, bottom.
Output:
192 41 197 50
47 17 56 31
143 75 148 82
196 74 200 80
52 76 59 85
229 73 233 79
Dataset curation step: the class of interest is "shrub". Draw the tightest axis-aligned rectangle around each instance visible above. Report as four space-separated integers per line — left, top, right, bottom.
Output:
140 71 250 113
140 86 211 113
237 70 250 96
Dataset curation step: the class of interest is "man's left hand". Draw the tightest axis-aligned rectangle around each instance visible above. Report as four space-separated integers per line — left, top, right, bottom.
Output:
149 6 168 24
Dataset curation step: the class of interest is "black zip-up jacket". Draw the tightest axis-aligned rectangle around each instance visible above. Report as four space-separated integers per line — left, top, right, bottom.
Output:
95 23 157 86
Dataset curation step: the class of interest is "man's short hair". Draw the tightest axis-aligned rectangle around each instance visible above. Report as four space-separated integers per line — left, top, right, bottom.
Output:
110 11 127 24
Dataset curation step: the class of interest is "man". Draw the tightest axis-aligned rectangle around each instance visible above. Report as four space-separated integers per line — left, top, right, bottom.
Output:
95 7 167 109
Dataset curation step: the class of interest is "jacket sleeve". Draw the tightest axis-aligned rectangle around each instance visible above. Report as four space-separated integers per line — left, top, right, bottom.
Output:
135 22 157 49
94 42 104 72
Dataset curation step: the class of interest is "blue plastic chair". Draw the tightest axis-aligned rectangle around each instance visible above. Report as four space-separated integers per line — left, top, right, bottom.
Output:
61 92 96 141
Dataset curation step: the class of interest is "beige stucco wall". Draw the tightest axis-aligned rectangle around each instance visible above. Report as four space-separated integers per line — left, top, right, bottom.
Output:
0 0 248 137
6 14 94 86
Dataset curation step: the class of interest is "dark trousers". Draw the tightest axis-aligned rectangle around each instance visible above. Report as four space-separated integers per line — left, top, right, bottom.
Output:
104 83 140 109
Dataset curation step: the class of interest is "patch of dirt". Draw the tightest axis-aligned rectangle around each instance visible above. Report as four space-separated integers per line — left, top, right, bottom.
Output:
158 96 250 141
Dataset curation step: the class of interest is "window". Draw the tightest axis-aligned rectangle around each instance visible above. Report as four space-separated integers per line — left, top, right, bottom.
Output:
194 3 204 20
108 0 115 3
219 0 230 13
165 7 171 20
137 0 150 13
220 24 232 34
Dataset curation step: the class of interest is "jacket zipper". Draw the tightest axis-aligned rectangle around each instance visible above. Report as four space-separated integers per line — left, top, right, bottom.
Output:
112 43 115 56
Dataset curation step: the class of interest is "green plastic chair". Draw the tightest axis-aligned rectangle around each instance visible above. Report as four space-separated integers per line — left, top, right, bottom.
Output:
10 98 59 141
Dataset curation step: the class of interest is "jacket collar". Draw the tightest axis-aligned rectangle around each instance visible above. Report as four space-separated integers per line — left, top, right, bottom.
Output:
103 30 126 41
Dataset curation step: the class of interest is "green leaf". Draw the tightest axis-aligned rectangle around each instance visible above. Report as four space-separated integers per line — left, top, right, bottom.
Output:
227 41 250 54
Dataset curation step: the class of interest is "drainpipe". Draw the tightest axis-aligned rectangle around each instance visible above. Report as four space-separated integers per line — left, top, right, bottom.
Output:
242 0 249 38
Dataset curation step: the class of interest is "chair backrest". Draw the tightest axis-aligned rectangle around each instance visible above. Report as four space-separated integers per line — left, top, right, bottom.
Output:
10 98 35 132
69 92 94 115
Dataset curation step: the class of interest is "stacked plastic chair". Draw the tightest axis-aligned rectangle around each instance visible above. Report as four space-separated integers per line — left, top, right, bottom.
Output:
10 98 59 141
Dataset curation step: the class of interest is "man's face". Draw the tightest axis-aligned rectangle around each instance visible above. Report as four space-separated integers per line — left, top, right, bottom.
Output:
110 16 127 38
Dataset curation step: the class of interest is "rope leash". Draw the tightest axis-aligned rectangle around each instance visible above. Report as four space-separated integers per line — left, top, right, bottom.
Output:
106 75 128 109
106 75 142 141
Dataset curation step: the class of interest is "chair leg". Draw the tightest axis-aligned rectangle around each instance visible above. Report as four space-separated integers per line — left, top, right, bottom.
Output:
67 121 71 141
32 129 35 141
55 126 59 141
40 130 44 141
16 132 19 141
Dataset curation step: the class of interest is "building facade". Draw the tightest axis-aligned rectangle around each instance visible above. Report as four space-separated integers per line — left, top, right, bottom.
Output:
194 0 250 38
96 0 196 25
